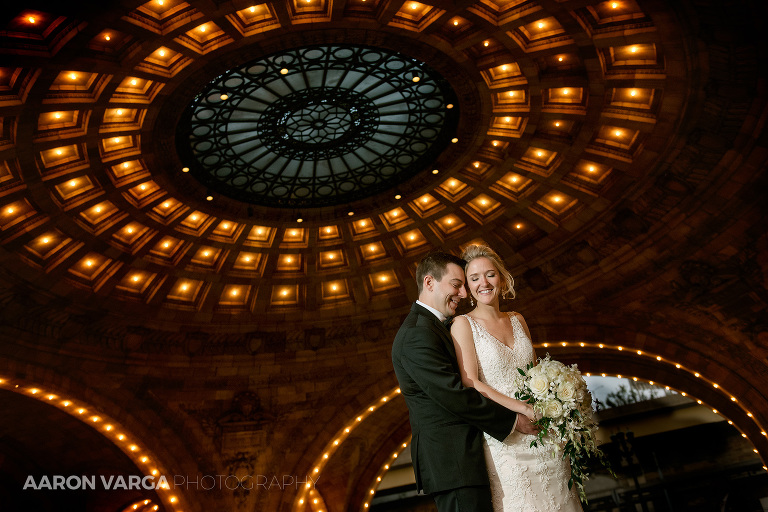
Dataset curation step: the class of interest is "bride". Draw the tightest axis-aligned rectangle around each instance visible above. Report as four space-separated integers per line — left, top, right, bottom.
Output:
451 244 583 511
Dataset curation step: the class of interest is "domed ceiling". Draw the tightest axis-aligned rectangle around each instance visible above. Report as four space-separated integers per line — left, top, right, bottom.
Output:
0 0 756 331
1 1 768 511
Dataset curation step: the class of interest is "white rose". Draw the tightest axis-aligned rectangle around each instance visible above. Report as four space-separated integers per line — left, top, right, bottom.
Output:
542 399 563 419
544 361 564 380
561 371 580 386
529 374 550 397
557 381 576 401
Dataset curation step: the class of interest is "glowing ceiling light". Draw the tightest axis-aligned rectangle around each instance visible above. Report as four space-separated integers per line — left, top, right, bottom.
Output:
131 79 138 86
537 22 545 28
105 34 111 41
27 16 36 23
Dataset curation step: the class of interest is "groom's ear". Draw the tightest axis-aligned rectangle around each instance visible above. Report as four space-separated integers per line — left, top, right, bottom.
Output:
423 274 434 292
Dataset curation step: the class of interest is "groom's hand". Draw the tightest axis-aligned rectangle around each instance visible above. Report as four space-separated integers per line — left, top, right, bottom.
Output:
515 413 539 435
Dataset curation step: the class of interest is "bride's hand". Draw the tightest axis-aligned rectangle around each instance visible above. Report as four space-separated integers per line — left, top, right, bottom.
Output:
524 405 536 422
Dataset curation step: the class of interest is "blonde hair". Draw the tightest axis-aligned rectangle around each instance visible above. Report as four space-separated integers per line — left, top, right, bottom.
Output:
461 244 516 299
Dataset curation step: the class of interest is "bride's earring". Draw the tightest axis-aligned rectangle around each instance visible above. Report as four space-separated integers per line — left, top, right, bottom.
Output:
470 295 474 307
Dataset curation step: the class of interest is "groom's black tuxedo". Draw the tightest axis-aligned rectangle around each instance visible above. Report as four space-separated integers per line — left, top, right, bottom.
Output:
392 303 518 500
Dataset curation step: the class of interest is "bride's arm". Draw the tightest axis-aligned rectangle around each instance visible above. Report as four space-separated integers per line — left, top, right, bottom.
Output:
451 316 535 420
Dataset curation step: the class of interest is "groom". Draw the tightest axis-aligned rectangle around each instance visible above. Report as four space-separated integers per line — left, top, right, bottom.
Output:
392 251 535 512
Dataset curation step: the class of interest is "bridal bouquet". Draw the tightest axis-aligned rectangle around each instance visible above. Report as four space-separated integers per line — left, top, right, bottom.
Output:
515 354 612 502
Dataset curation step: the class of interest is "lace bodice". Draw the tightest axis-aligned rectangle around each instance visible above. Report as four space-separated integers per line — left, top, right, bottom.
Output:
463 312 535 397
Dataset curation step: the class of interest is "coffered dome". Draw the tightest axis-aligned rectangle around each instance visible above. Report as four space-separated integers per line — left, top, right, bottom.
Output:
2 1 768 512
0 0 758 335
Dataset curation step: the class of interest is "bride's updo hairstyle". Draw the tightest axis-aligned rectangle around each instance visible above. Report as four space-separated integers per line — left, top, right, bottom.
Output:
461 244 516 300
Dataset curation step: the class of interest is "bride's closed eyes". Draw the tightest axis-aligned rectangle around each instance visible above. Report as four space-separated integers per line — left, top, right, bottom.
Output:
470 271 496 281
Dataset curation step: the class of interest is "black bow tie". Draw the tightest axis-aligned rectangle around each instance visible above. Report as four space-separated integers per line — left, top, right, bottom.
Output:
442 318 453 329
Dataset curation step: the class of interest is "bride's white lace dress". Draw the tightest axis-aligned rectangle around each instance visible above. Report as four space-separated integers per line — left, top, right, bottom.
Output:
463 313 583 512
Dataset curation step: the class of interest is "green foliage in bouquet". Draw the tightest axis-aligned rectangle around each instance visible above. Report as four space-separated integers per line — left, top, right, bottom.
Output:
515 356 615 502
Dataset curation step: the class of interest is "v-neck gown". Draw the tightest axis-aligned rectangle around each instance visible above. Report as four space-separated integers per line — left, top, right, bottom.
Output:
463 313 583 512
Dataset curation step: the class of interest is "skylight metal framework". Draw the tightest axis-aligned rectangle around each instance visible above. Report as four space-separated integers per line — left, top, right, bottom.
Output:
177 44 459 207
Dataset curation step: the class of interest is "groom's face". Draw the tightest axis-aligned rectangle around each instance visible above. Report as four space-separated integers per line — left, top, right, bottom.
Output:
428 262 467 318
